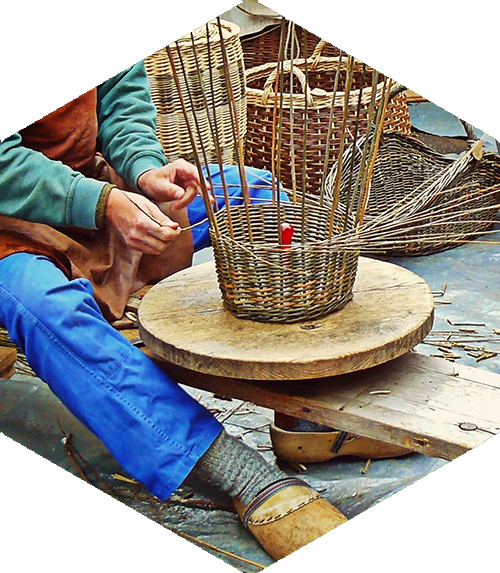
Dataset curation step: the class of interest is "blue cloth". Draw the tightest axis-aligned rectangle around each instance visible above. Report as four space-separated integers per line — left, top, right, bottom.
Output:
0 165 283 500
189 165 289 250
0 254 222 500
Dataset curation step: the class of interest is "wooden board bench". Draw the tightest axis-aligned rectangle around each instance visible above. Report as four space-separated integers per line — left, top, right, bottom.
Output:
0 347 16 379
138 258 500 462
154 352 500 461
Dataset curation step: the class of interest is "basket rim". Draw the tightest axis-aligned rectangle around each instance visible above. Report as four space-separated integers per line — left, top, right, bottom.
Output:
168 19 240 48
245 56 401 108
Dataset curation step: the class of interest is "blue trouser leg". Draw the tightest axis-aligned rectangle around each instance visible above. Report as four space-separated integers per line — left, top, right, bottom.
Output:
189 165 289 251
0 253 223 500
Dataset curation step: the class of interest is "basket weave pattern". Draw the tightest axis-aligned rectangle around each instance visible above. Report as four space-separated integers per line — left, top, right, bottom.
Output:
144 20 246 164
244 56 410 195
329 132 500 256
241 23 340 69
209 203 359 323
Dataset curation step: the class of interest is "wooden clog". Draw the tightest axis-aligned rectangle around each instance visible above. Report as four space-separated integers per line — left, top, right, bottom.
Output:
270 423 411 463
233 478 347 560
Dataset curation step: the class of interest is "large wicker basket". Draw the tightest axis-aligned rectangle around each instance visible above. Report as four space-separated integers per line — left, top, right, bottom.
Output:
244 56 410 196
209 202 359 323
326 131 500 256
144 20 246 164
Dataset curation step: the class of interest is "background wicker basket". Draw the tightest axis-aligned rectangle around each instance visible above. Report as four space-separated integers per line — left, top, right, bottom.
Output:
326 131 500 256
241 22 340 69
144 20 247 165
244 56 409 195
209 202 359 322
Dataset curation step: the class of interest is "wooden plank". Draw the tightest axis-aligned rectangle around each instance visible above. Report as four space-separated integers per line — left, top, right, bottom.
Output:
0 347 17 379
403 89 428 103
149 351 500 461
139 258 434 380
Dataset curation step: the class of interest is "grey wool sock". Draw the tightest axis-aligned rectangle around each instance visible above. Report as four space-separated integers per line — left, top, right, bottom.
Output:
191 429 296 506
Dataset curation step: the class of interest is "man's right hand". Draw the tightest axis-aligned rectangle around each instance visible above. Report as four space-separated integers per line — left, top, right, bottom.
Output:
105 188 181 255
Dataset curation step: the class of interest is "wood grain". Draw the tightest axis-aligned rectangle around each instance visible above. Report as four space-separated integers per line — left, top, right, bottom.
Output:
151 352 500 461
0 347 16 379
139 257 434 380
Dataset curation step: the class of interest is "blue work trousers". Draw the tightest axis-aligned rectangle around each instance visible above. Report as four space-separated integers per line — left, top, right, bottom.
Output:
0 166 280 500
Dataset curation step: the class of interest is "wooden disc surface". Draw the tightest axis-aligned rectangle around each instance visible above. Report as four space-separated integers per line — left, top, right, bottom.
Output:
138 257 434 381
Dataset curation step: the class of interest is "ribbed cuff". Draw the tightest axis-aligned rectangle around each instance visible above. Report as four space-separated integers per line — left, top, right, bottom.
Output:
95 183 117 229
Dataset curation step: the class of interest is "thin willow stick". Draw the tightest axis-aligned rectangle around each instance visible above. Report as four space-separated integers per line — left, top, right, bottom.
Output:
288 21 298 204
328 55 355 237
358 77 391 226
341 62 367 229
351 71 381 225
319 49 344 206
274 17 287 242
299 28 310 243
166 526 266 570
203 23 235 239
175 39 213 186
164 45 218 235
216 16 253 243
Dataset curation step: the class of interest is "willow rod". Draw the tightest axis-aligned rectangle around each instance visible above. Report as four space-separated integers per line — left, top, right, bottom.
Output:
288 21 298 203
164 45 218 235
216 16 253 244
175 39 214 193
300 28 310 243
273 17 287 240
351 73 380 225
341 62 367 230
319 49 344 207
203 23 235 239
328 55 356 237
358 77 392 226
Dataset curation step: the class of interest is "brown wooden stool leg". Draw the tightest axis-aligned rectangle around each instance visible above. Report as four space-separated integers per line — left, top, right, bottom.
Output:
274 412 301 430
0 347 17 379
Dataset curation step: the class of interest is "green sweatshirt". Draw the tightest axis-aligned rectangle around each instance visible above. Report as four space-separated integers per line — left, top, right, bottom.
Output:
0 62 167 230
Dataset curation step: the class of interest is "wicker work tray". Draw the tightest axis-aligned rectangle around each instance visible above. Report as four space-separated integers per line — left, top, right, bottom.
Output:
327 131 500 256
244 56 410 196
144 20 246 164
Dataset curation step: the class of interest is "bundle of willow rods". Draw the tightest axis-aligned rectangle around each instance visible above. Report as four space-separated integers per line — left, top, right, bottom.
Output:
165 17 391 323
324 132 500 255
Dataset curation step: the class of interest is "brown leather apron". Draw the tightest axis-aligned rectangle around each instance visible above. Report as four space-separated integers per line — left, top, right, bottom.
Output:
0 90 194 321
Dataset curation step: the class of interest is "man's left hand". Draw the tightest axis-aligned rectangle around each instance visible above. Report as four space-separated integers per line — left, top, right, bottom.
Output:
137 158 212 212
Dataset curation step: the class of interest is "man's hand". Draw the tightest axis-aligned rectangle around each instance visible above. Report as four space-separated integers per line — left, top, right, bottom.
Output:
105 188 181 255
137 158 213 212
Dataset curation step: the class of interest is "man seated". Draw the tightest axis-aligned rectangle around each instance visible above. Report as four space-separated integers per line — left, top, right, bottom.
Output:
0 61 347 561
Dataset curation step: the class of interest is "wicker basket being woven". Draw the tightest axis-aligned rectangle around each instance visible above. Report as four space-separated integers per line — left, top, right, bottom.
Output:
245 55 410 196
326 131 500 256
209 202 359 323
144 20 246 164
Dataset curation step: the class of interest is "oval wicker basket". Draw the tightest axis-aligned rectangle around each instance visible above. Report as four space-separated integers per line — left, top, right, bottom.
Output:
144 20 247 164
209 202 359 323
244 56 410 195
326 131 500 256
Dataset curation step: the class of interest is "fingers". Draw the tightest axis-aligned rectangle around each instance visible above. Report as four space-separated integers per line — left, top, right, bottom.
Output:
170 184 199 211
140 159 212 207
106 189 182 255
131 205 181 254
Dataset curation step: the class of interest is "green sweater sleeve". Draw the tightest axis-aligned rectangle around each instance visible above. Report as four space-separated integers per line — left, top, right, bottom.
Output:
0 133 106 229
0 60 167 229
96 61 167 191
